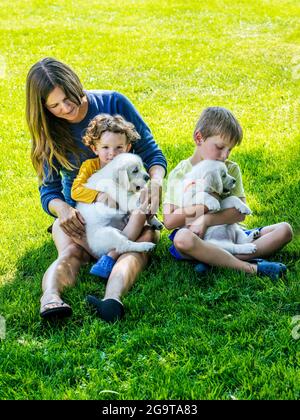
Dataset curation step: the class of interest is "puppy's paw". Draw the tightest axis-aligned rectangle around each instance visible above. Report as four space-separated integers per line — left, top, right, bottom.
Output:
149 218 164 230
138 242 156 252
236 203 252 215
240 243 257 254
207 200 221 212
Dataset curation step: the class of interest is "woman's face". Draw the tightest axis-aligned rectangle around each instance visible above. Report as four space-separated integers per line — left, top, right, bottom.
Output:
45 86 81 122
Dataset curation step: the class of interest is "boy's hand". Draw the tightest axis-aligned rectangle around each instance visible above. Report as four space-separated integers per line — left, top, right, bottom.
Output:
187 214 208 239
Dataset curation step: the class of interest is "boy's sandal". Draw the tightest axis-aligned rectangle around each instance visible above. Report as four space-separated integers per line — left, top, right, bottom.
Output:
86 295 125 323
252 259 287 281
90 255 116 279
194 262 211 275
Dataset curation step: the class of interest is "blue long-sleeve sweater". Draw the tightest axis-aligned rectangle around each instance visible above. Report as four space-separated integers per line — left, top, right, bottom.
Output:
39 90 167 217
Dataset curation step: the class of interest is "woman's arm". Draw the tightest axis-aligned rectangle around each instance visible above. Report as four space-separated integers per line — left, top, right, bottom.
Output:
114 92 167 174
39 159 65 217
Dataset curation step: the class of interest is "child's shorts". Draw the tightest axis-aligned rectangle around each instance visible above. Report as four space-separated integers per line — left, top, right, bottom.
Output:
168 227 263 261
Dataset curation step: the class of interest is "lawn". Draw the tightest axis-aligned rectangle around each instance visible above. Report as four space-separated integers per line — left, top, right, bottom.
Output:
0 0 300 400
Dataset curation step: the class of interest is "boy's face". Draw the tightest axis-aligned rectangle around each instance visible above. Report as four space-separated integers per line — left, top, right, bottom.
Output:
195 131 235 162
91 131 131 167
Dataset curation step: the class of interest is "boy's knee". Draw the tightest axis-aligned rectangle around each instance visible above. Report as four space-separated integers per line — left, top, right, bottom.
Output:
279 222 293 243
138 226 160 244
174 228 195 252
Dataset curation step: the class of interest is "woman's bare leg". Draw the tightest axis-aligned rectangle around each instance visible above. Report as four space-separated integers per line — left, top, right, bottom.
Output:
40 219 91 314
104 227 159 301
87 226 159 322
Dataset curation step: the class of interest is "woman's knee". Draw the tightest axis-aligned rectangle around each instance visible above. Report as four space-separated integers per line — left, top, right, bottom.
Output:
174 228 196 252
61 243 90 262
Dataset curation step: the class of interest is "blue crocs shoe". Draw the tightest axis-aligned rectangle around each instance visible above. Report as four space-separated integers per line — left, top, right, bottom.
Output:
252 259 287 281
194 262 211 275
90 255 116 279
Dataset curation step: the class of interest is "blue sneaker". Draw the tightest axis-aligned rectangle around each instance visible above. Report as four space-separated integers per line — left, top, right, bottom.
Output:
90 255 116 279
251 258 287 281
194 262 211 275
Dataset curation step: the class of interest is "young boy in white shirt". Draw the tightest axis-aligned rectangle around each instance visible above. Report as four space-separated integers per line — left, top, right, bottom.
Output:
163 107 292 280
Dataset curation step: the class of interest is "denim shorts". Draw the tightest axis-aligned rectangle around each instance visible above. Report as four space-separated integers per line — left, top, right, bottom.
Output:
168 227 263 261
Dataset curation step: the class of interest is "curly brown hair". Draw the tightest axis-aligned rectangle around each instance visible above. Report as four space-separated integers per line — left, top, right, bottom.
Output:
83 114 141 148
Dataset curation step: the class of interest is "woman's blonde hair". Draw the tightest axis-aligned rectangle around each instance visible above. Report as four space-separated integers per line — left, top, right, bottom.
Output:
83 114 140 148
26 57 85 182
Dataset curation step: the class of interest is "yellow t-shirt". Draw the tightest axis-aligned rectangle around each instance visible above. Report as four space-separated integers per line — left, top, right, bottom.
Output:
71 158 101 203
163 158 245 208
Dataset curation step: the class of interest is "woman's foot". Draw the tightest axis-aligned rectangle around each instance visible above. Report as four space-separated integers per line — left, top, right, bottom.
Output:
40 294 72 319
86 295 125 322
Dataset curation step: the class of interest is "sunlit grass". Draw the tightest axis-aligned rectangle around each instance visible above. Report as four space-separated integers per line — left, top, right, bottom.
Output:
0 0 299 400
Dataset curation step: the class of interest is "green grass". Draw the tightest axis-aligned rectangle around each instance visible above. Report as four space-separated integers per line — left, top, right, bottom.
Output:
0 0 300 400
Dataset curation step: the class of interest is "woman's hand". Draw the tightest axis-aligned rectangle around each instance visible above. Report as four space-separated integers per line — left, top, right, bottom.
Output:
139 179 162 215
95 192 118 208
149 178 162 215
57 205 86 239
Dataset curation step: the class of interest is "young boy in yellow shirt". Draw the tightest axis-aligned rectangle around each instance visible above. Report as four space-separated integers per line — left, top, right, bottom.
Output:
163 107 292 280
71 114 148 278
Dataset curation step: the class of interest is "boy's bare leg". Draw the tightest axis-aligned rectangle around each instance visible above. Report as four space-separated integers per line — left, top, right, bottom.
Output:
236 222 293 261
173 228 257 274
108 210 147 260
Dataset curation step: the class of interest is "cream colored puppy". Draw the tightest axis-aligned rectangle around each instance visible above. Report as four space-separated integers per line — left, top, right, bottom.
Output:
77 153 159 258
183 160 258 254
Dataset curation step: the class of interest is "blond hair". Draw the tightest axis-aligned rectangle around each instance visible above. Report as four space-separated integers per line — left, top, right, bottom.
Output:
194 107 243 145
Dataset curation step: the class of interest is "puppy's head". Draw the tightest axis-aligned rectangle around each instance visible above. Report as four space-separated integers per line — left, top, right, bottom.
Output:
188 160 236 195
113 153 149 192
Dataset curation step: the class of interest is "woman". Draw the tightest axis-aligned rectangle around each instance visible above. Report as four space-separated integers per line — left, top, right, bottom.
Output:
26 57 167 323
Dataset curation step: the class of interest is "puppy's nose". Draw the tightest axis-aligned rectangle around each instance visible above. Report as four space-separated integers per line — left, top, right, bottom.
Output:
144 174 150 181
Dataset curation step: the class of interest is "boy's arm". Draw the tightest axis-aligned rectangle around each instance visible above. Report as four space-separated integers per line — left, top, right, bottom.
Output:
71 161 99 203
163 203 209 230
188 197 247 237
204 199 247 226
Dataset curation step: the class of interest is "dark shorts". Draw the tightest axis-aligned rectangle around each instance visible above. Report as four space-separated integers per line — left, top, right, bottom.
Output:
168 226 263 261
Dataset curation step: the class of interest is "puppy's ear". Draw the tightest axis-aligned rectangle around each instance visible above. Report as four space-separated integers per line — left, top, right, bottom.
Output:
118 169 130 191
206 172 223 194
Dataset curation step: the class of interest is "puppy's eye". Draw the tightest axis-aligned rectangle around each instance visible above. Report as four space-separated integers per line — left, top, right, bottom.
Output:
132 167 139 174
222 172 227 178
